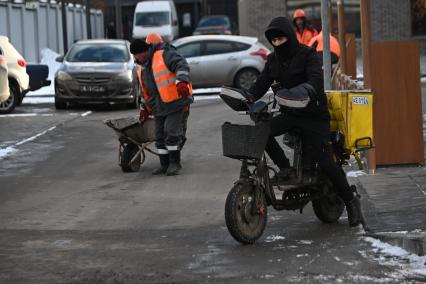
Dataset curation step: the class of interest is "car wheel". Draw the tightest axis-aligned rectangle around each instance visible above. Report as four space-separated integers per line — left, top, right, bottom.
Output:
54 96 67 110
0 84 18 115
234 68 259 91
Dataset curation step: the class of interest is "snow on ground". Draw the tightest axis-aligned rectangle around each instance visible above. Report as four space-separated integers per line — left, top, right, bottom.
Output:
265 235 286 242
0 146 17 159
346 170 368 177
363 237 426 278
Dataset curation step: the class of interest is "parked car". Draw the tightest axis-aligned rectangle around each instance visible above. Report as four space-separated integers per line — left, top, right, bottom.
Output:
0 54 11 113
172 35 269 90
132 1 179 42
0 35 30 113
192 15 235 36
26 64 51 92
54 39 140 109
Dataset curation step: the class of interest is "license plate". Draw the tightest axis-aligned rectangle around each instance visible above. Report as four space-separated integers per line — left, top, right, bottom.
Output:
80 85 105 92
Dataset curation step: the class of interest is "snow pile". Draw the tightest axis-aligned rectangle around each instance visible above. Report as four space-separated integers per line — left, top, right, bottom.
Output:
26 48 59 97
347 170 368 177
364 237 426 277
0 146 17 160
265 235 285 242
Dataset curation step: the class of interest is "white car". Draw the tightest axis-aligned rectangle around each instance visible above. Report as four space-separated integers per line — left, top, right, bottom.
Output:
0 36 30 114
0 54 9 106
172 35 270 90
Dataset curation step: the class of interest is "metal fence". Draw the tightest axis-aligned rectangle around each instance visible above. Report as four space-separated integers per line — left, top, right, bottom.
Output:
0 2 104 63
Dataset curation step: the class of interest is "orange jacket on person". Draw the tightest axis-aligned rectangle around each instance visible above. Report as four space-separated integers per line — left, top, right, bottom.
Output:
138 50 192 111
136 33 192 113
307 31 341 57
295 28 318 46
293 9 318 45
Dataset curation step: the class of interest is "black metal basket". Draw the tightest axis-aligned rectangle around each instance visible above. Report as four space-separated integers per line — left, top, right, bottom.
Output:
222 122 270 160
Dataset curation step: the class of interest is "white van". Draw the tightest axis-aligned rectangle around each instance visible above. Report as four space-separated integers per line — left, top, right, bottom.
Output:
132 1 179 42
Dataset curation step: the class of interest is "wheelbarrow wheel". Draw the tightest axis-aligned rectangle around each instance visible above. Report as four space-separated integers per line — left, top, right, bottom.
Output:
120 143 141 172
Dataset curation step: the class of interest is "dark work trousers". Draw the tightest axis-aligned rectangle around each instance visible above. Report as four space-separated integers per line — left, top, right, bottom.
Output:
155 109 184 153
266 113 354 202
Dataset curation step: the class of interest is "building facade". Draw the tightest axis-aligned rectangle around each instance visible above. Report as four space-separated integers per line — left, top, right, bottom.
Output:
238 0 426 53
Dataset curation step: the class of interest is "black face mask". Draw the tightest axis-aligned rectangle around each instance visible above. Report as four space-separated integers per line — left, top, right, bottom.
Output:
273 41 296 60
265 17 301 61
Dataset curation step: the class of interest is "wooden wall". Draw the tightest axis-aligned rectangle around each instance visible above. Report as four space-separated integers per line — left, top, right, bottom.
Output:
370 40 424 165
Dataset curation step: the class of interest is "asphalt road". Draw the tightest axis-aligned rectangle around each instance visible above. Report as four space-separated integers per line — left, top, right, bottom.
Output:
0 97 424 283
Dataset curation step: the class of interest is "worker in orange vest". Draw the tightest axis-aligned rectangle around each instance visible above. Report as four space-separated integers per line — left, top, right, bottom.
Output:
293 9 318 46
130 37 193 176
136 33 191 150
308 31 341 65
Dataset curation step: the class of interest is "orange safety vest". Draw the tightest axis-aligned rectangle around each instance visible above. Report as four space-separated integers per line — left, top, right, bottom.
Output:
137 50 192 110
152 50 192 103
295 28 318 46
308 32 341 57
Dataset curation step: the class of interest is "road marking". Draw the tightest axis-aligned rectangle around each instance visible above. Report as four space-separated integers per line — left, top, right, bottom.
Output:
81 111 92 117
194 95 220 101
15 126 57 146
0 113 54 118
0 126 57 160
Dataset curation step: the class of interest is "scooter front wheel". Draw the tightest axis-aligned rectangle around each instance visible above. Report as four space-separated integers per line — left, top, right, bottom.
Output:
225 182 267 244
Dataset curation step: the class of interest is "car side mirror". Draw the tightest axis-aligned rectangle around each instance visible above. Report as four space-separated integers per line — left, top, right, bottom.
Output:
55 55 64 62
173 20 178 26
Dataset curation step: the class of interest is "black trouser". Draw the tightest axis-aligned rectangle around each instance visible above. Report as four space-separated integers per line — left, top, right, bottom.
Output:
266 113 354 202
155 109 184 153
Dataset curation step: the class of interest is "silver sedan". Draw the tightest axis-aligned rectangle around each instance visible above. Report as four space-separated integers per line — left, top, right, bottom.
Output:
54 40 139 110
172 35 270 90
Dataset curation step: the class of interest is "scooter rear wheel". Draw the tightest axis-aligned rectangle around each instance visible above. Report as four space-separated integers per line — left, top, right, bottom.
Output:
312 191 345 223
225 182 267 244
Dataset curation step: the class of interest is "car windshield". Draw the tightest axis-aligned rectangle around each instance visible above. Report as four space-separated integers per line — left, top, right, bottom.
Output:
135 12 170 27
198 17 229 27
66 44 129 62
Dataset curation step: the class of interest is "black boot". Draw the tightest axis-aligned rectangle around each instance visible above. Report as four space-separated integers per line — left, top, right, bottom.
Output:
166 150 182 176
345 194 365 227
152 154 169 175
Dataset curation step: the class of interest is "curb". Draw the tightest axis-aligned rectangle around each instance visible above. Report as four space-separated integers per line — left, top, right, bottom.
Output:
365 231 426 256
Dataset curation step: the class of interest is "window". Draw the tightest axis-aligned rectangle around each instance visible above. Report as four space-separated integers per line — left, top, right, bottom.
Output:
176 42 202 58
412 0 426 35
135 12 170 27
204 41 234 56
198 16 230 28
66 44 130 63
232 42 251 52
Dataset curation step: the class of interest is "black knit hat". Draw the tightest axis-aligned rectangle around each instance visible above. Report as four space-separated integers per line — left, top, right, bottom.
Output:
130 39 150 54
265 29 287 42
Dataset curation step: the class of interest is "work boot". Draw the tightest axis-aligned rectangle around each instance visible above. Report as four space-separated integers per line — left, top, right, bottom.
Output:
271 167 295 183
152 154 169 175
345 193 365 227
166 150 182 176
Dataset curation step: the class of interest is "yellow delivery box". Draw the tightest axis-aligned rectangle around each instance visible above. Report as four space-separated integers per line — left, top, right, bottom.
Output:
326 91 374 154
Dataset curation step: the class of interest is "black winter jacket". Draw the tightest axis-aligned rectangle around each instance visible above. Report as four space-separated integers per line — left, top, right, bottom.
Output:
141 43 193 116
249 46 330 121
249 17 330 121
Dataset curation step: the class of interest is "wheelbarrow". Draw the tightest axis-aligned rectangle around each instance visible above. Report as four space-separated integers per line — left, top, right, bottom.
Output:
104 116 157 172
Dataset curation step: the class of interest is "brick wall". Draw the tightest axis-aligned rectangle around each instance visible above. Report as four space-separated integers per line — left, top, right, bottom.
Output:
369 0 411 42
238 0 287 47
